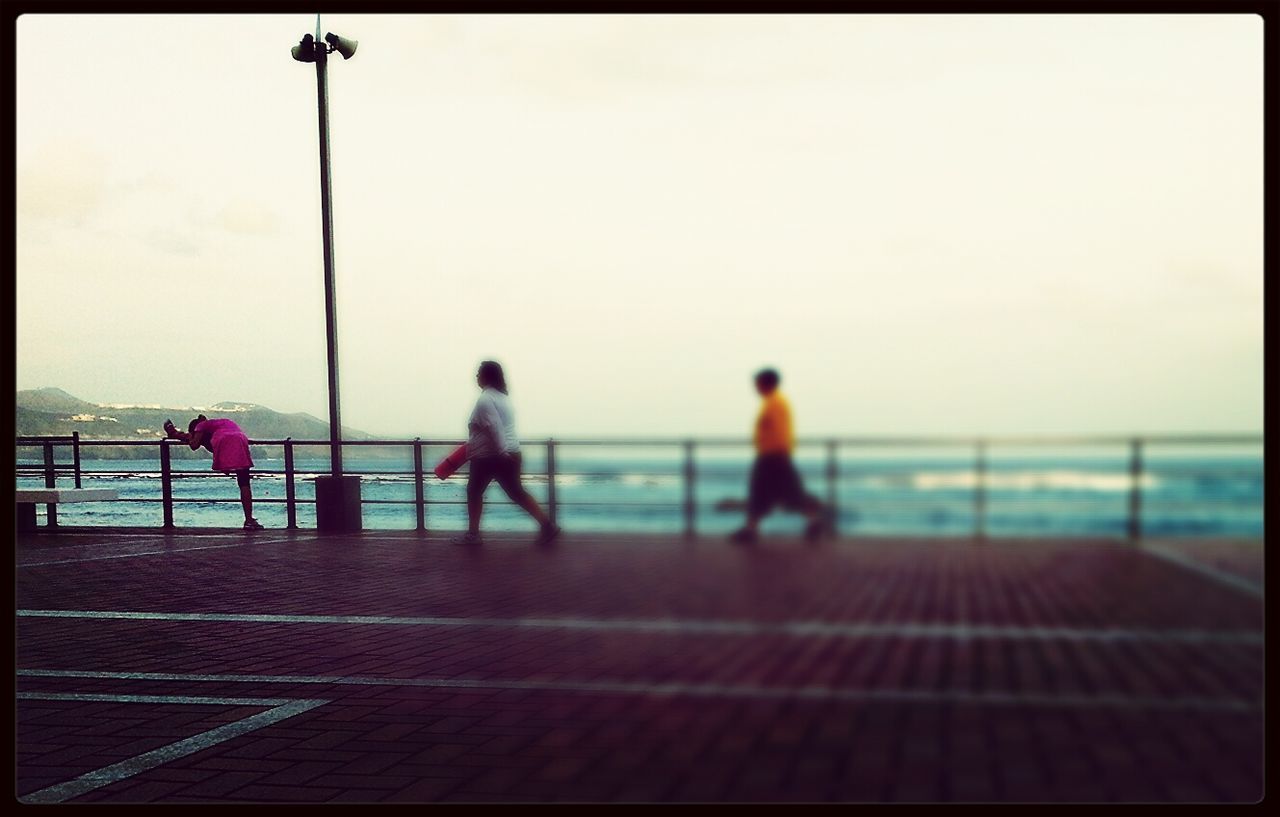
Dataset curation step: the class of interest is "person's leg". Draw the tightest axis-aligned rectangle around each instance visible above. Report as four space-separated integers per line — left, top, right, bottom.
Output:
467 492 483 534
466 459 495 535
451 460 493 545
801 497 831 541
237 470 262 529
496 454 555 530
732 456 772 542
237 469 252 520
516 494 553 527
761 455 827 541
796 489 824 523
780 462 831 540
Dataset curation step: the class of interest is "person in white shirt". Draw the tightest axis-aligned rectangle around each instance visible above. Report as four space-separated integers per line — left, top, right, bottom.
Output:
453 360 561 546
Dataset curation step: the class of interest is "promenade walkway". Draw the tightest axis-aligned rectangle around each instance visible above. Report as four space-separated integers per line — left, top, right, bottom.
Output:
15 529 1264 803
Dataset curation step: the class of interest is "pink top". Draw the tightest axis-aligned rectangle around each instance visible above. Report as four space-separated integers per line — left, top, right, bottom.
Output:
195 418 254 472
195 418 243 438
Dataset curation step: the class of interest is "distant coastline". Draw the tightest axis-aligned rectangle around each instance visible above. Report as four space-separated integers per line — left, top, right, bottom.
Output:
15 387 383 460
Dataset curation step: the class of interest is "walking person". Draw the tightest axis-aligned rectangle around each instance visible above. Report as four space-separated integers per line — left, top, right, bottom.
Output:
164 414 264 530
452 360 561 547
729 368 832 544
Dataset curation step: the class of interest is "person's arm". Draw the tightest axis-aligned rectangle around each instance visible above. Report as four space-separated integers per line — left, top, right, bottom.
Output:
758 409 774 434
754 404 771 449
479 398 507 454
468 397 507 454
780 403 794 451
164 419 206 451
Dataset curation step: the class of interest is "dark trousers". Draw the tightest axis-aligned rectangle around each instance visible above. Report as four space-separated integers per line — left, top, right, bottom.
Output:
748 453 819 516
467 452 531 504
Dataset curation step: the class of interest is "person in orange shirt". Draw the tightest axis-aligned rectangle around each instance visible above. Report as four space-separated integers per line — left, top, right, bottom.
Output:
730 368 832 544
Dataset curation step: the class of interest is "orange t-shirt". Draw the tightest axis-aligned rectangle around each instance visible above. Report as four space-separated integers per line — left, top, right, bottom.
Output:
754 391 794 454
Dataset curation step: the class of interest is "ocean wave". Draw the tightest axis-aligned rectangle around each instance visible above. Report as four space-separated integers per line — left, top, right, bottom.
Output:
521 474 584 488
620 474 681 489
910 470 1158 492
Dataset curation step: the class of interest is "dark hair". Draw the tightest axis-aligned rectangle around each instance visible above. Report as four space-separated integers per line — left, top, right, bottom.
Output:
187 414 208 434
478 360 508 394
755 368 780 390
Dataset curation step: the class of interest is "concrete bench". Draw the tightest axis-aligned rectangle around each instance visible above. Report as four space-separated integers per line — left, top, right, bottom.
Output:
16 488 119 531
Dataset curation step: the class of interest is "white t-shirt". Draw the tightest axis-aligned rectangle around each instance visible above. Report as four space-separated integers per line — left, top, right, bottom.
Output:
467 387 520 458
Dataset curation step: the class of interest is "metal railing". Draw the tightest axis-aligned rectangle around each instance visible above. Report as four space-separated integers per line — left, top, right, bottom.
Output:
16 433 81 527
15 434 1264 540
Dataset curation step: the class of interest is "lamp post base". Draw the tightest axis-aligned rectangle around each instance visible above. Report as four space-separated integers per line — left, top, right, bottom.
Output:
315 475 362 532
18 503 37 532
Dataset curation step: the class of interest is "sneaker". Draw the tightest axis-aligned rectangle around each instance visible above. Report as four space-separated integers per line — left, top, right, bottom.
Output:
243 518 264 531
534 524 562 547
728 527 758 545
451 531 483 546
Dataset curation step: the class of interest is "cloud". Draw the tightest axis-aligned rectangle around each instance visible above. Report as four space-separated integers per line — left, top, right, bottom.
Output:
142 227 202 257
215 197 281 236
16 140 108 223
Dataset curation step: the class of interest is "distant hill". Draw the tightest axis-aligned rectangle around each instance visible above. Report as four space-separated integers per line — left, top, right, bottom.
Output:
16 388 379 460
15 387 99 415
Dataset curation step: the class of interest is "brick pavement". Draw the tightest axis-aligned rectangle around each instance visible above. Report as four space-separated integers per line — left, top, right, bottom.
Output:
15 529 1264 803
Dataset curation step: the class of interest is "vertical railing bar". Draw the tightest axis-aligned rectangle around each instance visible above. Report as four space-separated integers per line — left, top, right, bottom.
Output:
826 439 838 537
413 438 426 532
974 439 986 542
160 441 175 529
1129 438 1143 544
72 431 82 489
284 438 298 530
546 439 558 527
43 441 57 528
683 440 696 539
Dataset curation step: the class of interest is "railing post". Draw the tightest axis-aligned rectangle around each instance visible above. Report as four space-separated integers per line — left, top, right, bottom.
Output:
284 438 298 530
826 440 838 537
160 441 175 529
413 438 426 532
546 439 557 527
43 441 57 528
974 439 986 542
683 440 696 539
1128 438 1143 544
72 431 82 489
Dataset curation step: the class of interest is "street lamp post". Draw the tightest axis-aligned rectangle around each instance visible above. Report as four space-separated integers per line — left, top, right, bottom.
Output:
293 21 362 531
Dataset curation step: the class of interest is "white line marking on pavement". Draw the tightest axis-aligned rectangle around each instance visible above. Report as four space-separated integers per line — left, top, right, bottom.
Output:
17 694 328 804
17 536 311 567
22 536 171 548
1139 544 1264 599
15 608 1263 645
16 668 1259 714
18 544 253 567
17 691 303 707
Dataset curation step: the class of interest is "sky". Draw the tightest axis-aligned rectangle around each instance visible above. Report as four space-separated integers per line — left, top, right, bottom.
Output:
15 14 1263 438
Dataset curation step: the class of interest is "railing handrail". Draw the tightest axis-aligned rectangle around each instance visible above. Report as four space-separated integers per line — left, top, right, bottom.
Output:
15 433 1265 447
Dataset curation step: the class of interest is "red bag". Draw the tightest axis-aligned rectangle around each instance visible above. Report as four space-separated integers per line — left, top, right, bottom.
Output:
434 443 469 480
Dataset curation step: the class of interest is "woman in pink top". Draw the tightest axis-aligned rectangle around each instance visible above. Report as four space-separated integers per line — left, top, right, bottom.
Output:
164 414 263 530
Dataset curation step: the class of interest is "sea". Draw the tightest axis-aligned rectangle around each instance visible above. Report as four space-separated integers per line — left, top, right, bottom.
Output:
16 443 1265 538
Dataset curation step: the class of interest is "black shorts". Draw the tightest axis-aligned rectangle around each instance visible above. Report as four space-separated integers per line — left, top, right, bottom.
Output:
748 453 815 516
467 452 530 503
